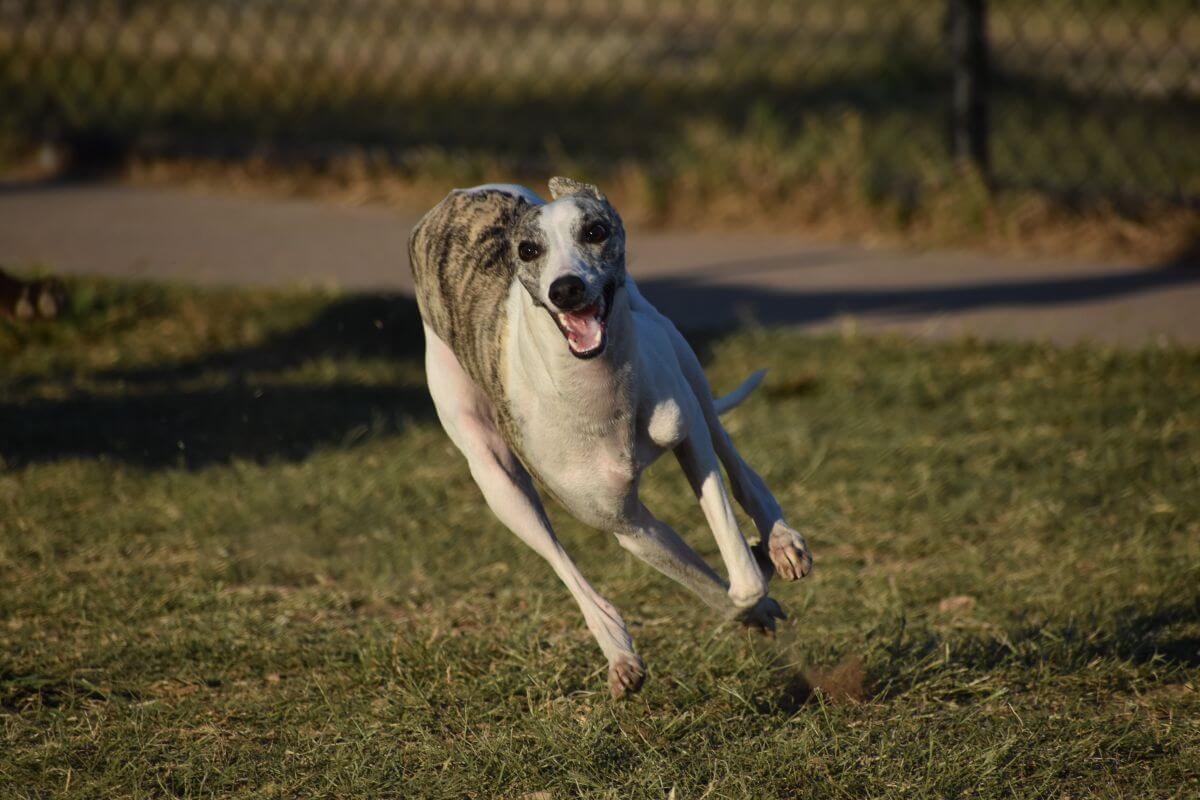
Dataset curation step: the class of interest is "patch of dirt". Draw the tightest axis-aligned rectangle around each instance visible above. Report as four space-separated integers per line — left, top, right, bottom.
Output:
804 655 869 704
772 655 870 712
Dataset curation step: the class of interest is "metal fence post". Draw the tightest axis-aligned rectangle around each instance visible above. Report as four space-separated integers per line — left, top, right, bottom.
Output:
948 0 990 177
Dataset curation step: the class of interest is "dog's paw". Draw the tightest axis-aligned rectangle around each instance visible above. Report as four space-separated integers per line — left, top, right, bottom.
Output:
737 595 787 636
766 522 812 581
608 654 646 699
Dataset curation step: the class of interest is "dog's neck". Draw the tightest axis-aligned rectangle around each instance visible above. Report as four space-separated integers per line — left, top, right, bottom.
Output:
504 283 637 423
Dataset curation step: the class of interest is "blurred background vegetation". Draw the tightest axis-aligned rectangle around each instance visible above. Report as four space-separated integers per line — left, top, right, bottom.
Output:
1 0 1198 254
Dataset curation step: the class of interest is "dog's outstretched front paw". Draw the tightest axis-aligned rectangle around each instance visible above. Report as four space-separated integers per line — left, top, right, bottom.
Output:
608 654 646 699
737 595 787 636
766 522 812 581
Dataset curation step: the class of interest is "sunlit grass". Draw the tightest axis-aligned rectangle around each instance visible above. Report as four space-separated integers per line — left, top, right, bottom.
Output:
1 278 1198 798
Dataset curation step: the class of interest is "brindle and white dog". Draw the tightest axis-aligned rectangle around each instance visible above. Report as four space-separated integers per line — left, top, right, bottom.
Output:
409 178 812 697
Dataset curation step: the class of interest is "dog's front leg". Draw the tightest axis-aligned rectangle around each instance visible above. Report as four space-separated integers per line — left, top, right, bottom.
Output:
625 280 811 582
425 331 643 698
673 432 768 611
461 441 644 697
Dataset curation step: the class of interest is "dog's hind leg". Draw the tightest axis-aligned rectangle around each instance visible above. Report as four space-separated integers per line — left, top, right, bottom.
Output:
424 328 644 698
615 505 785 633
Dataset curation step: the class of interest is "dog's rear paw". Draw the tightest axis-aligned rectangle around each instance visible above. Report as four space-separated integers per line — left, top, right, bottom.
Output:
766 523 812 581
737 596 787 636
608 654 646 699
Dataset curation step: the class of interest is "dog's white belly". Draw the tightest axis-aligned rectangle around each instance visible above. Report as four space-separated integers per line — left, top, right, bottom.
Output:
512 409 641 529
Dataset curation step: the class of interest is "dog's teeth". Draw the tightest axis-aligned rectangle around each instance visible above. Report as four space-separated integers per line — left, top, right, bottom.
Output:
554 301 606 356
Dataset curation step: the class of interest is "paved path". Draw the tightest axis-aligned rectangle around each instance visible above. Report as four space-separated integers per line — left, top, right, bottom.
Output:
2 182 1197 347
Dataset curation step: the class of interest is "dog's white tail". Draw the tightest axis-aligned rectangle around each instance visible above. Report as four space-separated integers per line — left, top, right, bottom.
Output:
713 369 766 416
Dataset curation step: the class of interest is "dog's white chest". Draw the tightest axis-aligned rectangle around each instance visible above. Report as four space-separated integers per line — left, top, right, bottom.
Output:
508 394 639 526
502 368 640 526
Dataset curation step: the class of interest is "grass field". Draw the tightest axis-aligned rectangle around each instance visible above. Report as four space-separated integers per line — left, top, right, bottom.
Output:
2 277 1199 798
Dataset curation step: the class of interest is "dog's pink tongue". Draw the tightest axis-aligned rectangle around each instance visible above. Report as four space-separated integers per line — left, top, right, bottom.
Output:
560 304 603 352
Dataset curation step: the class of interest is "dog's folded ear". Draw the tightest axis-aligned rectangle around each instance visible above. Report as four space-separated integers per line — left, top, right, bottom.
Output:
548 176 606 202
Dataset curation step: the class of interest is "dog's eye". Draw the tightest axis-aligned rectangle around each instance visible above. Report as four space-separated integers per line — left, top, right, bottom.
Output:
582 221 609 244
517 241 541 262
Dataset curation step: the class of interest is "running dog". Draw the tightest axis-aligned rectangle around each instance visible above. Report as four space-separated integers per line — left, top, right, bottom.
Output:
409 178 812 697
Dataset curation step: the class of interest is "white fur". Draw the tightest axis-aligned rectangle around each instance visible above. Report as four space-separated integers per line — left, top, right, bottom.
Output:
535 198 608 306
420 184 812 695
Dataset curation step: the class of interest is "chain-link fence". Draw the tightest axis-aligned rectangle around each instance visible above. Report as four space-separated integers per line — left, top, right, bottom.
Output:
2 0 1197 206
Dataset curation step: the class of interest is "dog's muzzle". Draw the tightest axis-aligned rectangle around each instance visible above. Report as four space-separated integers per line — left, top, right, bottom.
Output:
550 281 617 360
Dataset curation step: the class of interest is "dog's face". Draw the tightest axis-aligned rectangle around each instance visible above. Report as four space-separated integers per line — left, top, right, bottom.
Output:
511 177 626 359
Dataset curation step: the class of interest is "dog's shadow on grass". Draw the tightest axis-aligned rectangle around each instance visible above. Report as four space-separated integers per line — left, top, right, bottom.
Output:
1 289 756 470
1 294 435 469
8 244 1200 470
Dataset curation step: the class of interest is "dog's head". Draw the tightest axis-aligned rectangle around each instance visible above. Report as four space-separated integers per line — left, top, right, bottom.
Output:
511 177 626 360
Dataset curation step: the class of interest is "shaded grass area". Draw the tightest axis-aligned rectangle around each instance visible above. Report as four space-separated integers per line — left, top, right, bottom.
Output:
2 278 1199 798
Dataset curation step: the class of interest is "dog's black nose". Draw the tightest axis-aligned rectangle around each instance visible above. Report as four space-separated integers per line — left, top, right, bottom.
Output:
548 275 587 310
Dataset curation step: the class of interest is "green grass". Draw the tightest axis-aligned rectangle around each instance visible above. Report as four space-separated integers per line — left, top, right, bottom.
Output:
2 277 1199 798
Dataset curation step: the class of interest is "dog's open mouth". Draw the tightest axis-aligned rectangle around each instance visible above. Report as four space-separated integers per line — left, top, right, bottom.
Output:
552 282 616 359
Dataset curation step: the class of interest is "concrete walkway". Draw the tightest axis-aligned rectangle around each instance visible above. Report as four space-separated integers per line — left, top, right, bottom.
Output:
1 182 1197 347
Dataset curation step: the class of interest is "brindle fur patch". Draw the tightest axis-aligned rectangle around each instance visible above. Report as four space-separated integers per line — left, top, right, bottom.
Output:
408 189 527 397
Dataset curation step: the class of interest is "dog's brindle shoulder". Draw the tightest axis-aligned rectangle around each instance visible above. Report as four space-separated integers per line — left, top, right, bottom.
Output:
408 187 537 459
408 188 526 396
